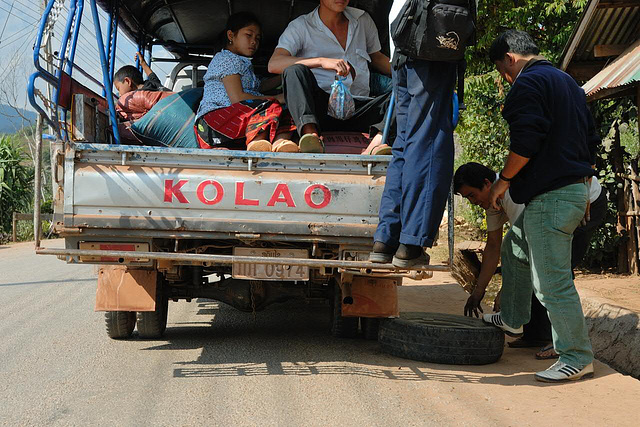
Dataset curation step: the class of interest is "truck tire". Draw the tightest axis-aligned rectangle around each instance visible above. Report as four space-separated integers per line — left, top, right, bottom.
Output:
378 312 505 365
136 279 169 339
105 311 136 339
329 283 358 338
361 317 380 340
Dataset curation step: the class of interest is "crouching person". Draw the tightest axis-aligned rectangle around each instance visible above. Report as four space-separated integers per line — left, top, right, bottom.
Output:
454 162 606 360
483 30 600 383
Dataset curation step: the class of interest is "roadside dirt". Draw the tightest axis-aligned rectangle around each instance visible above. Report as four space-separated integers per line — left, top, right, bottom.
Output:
574 272 640 312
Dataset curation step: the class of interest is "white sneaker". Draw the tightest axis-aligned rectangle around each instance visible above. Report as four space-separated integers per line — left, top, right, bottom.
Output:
535 361 594 383
482 312 523 337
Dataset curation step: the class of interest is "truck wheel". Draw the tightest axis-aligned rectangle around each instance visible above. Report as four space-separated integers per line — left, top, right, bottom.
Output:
136 279 169 339
361 318 380 340
379 312 505 365
329 283 358 338
104 311 136 339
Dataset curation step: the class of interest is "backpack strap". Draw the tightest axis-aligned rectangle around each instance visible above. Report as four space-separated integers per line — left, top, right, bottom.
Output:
413 0 432 54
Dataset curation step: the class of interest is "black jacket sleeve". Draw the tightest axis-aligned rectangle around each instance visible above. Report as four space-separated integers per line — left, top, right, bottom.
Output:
502 78 551 159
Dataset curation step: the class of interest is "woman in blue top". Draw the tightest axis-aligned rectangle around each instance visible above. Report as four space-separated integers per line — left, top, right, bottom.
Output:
195 12 298 152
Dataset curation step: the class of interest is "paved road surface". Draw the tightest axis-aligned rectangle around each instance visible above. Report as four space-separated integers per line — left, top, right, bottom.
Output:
2 240 639 426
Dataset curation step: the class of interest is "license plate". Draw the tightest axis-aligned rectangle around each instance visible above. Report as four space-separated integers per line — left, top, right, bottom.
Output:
232 248 309 281
78 242 151 264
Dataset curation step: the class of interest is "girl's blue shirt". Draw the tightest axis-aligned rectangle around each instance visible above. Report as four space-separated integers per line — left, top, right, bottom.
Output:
196 49 263 119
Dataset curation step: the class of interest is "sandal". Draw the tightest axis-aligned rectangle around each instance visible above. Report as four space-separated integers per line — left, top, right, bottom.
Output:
370 144 392 155
535 344 559 360
299 133 324 153
272 139 300 153
246 139 272 152
362 137 392 155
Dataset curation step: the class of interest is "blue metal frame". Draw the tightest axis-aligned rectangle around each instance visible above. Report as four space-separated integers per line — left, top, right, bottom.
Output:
104 2 119 87
27 0 84 138
89 0 120 144
28 0 121 144
53 0 83 140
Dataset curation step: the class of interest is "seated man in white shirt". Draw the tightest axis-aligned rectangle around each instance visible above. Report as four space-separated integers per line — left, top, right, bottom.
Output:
267 0 392 153
454 162 606 358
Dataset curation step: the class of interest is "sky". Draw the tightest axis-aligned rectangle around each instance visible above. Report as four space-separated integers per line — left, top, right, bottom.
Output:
0 0 177 112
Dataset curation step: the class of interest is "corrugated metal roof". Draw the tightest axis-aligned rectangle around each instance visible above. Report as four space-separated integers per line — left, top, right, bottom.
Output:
583 38 640 99
560 0 640 77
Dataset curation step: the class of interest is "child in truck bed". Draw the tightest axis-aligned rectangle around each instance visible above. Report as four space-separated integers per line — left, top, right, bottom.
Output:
194 12 298 152
114 54 173 122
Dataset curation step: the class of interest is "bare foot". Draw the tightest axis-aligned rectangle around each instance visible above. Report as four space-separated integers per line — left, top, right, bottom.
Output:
535 344 559 360
362 133 383 154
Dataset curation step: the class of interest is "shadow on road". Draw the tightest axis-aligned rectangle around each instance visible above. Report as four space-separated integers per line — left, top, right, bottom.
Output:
134 298 611 386
0 278 94 287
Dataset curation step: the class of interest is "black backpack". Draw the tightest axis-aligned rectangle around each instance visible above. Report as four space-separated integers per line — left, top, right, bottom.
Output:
390 0 477 109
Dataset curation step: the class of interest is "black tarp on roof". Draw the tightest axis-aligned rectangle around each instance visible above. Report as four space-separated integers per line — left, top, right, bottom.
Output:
97 0 393 58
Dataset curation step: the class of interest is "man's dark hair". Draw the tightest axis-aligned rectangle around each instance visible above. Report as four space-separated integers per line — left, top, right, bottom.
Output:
453 162 497 194
114 65 144 85
489 30 540 63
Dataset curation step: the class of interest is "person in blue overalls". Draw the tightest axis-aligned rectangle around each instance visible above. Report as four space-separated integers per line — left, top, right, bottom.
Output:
369 0 457 268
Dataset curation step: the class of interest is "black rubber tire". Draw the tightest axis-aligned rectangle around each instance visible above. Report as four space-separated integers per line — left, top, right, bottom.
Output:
329 283 359 338
136 278 169 339
361 317 380 340
379 312 505 365
105 311 136 339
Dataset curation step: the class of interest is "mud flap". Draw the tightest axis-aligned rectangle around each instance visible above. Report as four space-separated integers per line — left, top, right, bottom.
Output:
341 277 400 318
95 266 157 312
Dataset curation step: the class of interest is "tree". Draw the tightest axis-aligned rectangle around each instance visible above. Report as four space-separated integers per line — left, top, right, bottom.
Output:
0 136 33 234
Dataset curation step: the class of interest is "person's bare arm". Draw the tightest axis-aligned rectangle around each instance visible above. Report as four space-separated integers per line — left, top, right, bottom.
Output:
464 229 503 317
489 151 530 210
260 75 282 93
134 52 153 77
369 51 391 76
222 74 281 104
268 48 351 77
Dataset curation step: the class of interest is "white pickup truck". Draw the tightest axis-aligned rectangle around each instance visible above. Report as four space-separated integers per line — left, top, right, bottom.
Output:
29 0 450 341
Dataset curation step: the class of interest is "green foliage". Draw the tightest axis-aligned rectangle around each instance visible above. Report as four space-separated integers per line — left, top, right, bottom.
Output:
0 136 34 234
14 219 53 242
456 71 510 172
579 97 639 270
467 0 588 74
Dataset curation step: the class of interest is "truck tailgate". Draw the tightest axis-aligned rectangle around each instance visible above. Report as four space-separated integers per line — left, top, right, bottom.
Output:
64 144 390 239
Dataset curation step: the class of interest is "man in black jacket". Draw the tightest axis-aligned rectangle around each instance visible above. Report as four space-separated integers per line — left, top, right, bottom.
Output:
482 30 598 383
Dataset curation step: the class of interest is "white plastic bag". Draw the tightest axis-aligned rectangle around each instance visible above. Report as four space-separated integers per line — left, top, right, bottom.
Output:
327 76 355 120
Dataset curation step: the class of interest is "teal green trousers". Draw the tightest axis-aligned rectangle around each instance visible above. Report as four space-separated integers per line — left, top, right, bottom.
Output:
501 183 593 368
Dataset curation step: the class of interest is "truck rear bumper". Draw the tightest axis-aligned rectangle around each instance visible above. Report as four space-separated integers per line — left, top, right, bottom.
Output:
36 247 448 273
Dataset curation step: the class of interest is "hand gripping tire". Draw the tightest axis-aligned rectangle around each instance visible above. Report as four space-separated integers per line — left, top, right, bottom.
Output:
379 312 505 365
105 311 136 339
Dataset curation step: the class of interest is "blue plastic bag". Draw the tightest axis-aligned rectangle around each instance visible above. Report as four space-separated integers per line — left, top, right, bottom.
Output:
327 76 355 120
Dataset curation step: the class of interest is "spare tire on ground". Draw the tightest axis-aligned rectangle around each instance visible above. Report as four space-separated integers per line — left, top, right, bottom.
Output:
379 312 505 365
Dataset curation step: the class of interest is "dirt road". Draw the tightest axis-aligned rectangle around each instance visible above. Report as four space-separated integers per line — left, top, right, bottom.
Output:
1 240 639 426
